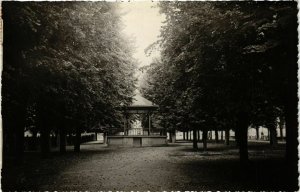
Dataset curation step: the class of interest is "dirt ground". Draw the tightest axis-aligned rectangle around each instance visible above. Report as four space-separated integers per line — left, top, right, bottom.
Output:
2 141 298 191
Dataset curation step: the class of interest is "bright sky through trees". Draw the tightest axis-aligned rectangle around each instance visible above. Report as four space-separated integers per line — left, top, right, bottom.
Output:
120 2 165 68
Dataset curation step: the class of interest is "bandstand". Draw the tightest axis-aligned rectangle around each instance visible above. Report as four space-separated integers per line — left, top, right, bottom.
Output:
107 92 167 147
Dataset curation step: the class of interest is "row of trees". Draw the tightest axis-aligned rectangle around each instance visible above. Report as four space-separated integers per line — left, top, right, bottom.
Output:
3 2 137 163
140 1 297 166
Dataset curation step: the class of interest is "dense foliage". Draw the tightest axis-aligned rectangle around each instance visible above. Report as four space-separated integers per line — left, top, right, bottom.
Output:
141 2 297 164
3 2 137 160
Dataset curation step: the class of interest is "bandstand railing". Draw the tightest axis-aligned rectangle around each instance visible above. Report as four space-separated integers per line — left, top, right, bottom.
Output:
127 128 146 135
123 128 164 136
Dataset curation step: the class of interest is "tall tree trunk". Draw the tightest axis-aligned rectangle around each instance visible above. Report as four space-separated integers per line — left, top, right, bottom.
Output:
236 112 249 163
13 106 27 164
279 116 284 140
37 108 51 158
183 131 186 140
52 130 58 148
187 131 189 140
283 33 298 188
239 126 248 162
285 104 298 186
235 129 239 147
215 129 219 143
285 98 298 165
269 122 278 147
255 126 259 140
4 126 15 156
169 131 176 143
15 123 25 164
74 126 81 152
94 132 97 141
40 126 51 158
202 129 208 151
172 130 176 143
225 129 230 145
168 131 171 142
221 131 224 141
197 130 200 141
279 127 283 140
31 130 38 150
59 126 66 153
103 132 107 144
192 128 198 149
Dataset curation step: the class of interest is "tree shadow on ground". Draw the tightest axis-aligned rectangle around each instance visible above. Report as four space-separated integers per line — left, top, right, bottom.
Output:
174 157 298 191
2 148 115 191
170 142 297 191
177 142 286 152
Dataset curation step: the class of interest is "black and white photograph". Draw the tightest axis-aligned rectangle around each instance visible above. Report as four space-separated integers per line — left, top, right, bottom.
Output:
1 1 299 191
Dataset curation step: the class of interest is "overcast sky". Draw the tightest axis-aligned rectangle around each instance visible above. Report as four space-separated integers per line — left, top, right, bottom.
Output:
119 2 165 68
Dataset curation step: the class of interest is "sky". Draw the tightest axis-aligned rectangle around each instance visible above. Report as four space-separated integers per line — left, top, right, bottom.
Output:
119 2 165 68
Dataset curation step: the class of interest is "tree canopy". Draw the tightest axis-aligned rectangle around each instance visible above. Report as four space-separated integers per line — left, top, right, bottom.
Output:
141 2 297 162
3 2 137 158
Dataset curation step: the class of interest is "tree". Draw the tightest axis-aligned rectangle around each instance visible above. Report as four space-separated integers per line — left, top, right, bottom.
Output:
142 2 297 163
2 2 137 159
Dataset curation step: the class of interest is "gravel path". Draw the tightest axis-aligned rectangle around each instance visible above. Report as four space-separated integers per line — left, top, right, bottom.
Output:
50 145 181 191
3 142 297 191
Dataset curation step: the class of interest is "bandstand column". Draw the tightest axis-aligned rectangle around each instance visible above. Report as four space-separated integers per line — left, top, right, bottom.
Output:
123 119 126 135
124 113 129 136
148 113 151 136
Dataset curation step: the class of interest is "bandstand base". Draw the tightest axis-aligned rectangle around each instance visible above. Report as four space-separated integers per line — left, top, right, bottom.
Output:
107 136 167 147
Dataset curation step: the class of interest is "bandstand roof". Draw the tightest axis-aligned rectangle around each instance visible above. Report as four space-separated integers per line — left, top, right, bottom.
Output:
132 94 157 107
125 91 158 113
